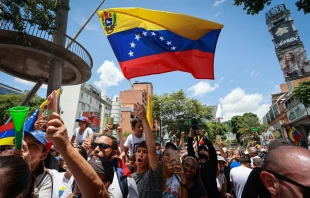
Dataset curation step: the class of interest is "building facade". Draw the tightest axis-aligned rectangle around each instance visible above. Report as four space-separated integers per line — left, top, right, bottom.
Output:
60 83 114 138
111 97 122 124
0 83 22 95
119 82 153 132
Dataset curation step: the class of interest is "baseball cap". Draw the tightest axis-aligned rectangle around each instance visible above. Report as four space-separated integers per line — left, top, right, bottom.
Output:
24 130 47 147
165 142 179 150
75 116 89 123
217 156 226 163
268 138 292 151
88 157 114 183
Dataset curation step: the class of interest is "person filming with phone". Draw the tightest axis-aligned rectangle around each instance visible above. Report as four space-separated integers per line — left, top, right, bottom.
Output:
188 118 221 198
70 117 93 145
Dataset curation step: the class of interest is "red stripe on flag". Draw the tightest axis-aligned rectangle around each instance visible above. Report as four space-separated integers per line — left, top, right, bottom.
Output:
0 122 14 133
119 50 215 79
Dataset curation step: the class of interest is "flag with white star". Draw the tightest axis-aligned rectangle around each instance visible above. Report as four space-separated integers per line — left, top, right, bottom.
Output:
98 8 224 79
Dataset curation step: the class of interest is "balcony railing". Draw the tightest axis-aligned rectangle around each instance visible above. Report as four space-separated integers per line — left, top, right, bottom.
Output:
0 19 93 69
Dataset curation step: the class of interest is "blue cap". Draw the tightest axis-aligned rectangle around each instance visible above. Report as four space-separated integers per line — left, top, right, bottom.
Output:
75 116 89 123
24 130 47 146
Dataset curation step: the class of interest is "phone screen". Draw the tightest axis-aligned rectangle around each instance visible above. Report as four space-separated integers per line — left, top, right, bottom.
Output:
166 149 180 165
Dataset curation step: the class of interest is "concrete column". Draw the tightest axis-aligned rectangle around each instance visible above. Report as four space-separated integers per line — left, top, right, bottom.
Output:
47 0 69 97
286 80 293 94
47 59 63 97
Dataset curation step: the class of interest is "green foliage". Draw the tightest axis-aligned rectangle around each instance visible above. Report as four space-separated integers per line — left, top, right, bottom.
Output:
0 92 45 125
205 122 227 144
231 115 243 134
292 80 310 107
0 0 69 33
233 0 310 15
152 90 213 138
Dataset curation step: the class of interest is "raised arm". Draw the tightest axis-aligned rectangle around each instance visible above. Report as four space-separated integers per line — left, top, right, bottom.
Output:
135 103 159 172
46 113 109 198
203 137 217 170
187 128 195 157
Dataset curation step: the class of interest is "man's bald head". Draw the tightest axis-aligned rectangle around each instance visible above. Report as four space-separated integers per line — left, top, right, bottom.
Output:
263 146 310 179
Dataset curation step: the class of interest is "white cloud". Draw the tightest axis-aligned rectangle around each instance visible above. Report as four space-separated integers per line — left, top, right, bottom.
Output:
188 81 219 97
14 78 47 89
220 88 270 121
209 10 222 20
94 61 125 95
250 70 260 77
213 0 226 7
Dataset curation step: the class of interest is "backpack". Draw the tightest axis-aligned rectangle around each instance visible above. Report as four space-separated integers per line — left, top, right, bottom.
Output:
115 167 129 198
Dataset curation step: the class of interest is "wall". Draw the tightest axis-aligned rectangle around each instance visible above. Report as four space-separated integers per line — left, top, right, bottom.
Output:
121 111 135 132
280 76 310 92
111 100 122 124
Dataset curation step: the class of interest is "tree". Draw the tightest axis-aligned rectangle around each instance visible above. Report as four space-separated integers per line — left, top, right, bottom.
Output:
292 80 310 107
0 92 45 125
231 115 243 134
152 90 213 138
0 0 69 33
205 122 227 144
233 0 310 15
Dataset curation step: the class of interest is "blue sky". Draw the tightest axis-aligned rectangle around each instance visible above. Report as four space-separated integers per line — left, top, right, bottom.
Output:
1 0 310 121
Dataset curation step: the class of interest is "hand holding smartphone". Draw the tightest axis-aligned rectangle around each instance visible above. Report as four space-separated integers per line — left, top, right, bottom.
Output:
47 90 58 121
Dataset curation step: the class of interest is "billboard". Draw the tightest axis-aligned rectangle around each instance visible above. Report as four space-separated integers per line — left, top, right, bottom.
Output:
271 21 299 49
278 46 310 80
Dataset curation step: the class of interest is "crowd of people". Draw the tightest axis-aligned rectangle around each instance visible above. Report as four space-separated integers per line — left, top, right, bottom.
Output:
0 103 310 198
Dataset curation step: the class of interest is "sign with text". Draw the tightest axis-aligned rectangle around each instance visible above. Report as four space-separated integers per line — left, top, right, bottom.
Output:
271 21 299 49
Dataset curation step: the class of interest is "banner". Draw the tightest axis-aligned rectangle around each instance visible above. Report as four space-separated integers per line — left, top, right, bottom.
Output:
278 46 310 80
271 21 299 49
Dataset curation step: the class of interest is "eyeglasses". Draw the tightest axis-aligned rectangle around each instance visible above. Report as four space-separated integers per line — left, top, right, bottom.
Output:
266 170 310 198
91 143 113 150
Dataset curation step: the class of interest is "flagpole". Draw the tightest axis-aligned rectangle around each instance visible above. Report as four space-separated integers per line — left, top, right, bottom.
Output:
66 0 106 49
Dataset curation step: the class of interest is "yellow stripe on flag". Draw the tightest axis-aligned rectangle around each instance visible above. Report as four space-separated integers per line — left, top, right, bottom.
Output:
97 8 223 40
0 137 15 146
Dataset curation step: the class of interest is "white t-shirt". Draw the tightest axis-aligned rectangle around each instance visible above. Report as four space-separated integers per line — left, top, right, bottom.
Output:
73 127 93 144
108 171 139 198
124 134 145 156
162 174 180 198
49 169 71 198
217 173 225 191
230 166 252 198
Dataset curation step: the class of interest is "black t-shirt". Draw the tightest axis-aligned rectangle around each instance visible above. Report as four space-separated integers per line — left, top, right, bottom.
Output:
241 167 271 198
188 183 208 198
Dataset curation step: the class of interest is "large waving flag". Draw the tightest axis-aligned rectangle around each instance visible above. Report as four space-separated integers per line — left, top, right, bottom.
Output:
0 122 15 146
288 127 302 144
97 8 223 79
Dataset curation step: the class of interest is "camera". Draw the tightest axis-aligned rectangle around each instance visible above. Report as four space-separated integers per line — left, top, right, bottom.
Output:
190 117 199 135
108 124 119 130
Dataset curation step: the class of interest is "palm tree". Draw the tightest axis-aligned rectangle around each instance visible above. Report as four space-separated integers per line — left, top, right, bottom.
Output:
238 116 266 146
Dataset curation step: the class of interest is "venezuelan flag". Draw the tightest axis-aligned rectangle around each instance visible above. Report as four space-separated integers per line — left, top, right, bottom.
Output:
0 122 15 146
288 127 302 144
98 8 223 79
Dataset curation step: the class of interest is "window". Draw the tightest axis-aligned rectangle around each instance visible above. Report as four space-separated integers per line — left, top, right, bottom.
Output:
272 104 280 117
81 92 83 99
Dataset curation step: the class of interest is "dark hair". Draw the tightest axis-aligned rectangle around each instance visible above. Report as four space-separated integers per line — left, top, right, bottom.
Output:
137 141 147 150
239 155 251 164
131 118 142 128
99 134 118 150
0 156 35 198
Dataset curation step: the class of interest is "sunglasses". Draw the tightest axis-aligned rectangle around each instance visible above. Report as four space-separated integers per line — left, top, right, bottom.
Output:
267 170 310 198
91 143 113 150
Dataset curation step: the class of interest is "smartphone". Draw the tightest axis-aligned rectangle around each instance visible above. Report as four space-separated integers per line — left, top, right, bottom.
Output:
47 90 58 121
166 149 180 165
108 124 119 130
